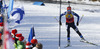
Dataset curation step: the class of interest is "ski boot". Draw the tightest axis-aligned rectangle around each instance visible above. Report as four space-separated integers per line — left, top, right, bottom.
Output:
65 40 71 48
80 38 87 42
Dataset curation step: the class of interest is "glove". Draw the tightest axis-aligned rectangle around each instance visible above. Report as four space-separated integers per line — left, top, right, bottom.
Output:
59 21 62 26
60 14 63 17
76 22 79 26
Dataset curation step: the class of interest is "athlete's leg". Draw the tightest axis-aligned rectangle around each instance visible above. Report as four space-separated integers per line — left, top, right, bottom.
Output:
66 25 70 44
71 23 85 39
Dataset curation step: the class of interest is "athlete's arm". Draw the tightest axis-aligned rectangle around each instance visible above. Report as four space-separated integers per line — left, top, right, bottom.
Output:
60 11 67 21
59 11 67 25
73 12 80 22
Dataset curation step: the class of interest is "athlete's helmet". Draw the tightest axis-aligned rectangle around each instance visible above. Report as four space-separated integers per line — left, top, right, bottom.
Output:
67 6 71 10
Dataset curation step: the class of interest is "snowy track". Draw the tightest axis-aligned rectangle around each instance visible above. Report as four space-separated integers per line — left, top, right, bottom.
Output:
12 2 100 49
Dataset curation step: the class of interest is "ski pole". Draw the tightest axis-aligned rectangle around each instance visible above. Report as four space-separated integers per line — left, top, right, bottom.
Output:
54 17 59 22
59 0 62 49
79 15 84 23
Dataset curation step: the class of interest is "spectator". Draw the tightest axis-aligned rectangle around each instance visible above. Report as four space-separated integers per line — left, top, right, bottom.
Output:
26 42 32 49
0 0 2 13
11 29 17 40
14 33 22 49
33 43 43 49
0 14 3 34
17 36 25 49
31 39 38 47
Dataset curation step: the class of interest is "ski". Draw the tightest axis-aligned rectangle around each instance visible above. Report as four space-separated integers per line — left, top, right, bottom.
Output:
80 40 98 46
64 44 71 48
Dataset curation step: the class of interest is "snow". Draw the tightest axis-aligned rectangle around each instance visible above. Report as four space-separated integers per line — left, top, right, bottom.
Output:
6 1 100 49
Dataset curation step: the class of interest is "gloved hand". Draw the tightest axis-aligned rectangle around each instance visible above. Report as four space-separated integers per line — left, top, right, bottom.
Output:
60 14 63 17
59 21 62 26
76 22 79 26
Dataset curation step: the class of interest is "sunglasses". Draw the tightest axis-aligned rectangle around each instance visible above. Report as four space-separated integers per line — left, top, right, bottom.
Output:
67 10 71 12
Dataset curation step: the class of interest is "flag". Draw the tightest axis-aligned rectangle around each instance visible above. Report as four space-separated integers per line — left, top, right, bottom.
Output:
28 26 35 43
7 0 14 18
9 6 25 24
